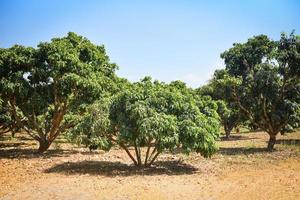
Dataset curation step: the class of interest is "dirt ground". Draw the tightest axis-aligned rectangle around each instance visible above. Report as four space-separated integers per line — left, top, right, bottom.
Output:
0 131 299 200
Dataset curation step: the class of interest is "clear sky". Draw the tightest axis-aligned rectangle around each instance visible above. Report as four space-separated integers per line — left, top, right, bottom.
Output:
1 0 299 88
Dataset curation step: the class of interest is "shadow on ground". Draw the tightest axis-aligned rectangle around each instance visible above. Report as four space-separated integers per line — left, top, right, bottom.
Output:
0 132 87 159
220 135 259 141
0 148 81 159
0 142 28 148
276 139 300 146
45 160 198 176
219 147 267 155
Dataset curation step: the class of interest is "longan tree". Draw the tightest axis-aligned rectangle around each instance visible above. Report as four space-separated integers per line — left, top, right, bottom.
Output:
70 78 220 167
220 32 300 150
197 69 241 138
0 32 117 152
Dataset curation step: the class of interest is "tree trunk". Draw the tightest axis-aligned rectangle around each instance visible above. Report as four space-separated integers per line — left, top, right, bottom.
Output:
225 129 231 139
267 133 277 151
118 143 138 166
235 127 240 134
37 138 51 153
134 141 142 167
11 129 16 137
146 152 160 167
224 124 232 139
144 140 152 166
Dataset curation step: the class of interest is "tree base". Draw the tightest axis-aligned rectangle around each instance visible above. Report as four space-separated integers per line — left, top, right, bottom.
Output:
37 140 51 153
267 135 276 151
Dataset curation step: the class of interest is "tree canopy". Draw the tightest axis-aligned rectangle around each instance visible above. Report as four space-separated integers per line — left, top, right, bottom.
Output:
69 78 220 167
0 32 118 152
197 69 242 138
220 32 300 150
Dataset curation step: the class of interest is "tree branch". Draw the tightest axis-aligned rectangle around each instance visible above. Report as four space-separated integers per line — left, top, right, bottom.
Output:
134 141 142 166
118 142 138 166
231 85 259 128
147 151 160 167
262 96 274 133
144 138 152 165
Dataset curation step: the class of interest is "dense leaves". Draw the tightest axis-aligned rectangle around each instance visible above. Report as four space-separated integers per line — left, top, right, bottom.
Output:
221 32 300 150
197 69 241 138
70 78 220 166
0 32 117 152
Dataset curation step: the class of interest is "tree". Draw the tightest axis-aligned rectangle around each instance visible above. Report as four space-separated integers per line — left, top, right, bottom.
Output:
220 32 300 150
197 70 241 138
215 100 240 138
0 45 34 137
0 32 118 152
70 78 220 167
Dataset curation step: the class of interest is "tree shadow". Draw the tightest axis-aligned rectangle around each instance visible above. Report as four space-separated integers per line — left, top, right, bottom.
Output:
0 148 80 159
0 142 28 148
79 151 105 155
219 147 267 155
13 135 33 141
220 135 259 141
0 136 7 141
276 139 300 146
45 160 198 177
0 134 12 141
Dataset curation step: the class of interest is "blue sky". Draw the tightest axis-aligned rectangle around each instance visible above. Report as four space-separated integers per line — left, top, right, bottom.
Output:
1 0 299 88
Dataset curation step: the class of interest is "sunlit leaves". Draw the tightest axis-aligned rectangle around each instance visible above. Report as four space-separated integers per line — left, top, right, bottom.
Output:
0 32 117 151
72 77 220 165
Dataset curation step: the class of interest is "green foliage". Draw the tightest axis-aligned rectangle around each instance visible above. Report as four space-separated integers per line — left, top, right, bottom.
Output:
0 32 117 152
0 45 35 136
197 69 241 138
67 98 113 151
220 32 300 150
70 78 220 166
